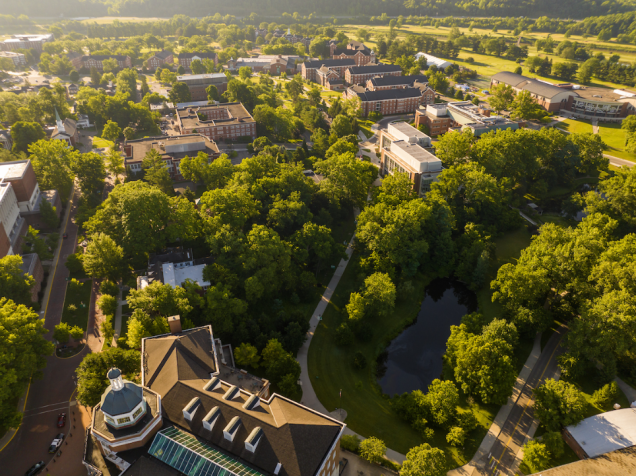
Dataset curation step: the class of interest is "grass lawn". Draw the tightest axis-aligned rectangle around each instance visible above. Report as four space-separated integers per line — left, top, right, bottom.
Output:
307 226 533 465
358 120 375 140
120 304 131 342
555 119 593 134
92 136 114 149
597 123 636 163
61 279 92 330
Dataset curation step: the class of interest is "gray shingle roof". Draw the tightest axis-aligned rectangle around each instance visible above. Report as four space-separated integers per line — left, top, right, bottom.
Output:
100 382 143 416
492 71 574 99
491 71 527 87
348 64 402 75
352 87 423 102
303 58 356 69
369 74 428 87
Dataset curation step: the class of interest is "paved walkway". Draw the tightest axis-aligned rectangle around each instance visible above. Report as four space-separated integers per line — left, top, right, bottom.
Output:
615 376 636 405
296 229 407 464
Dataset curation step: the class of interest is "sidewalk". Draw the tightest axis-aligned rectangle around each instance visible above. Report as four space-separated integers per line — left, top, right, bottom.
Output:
296 228 407 464
447 332 543 476
615 376 636 404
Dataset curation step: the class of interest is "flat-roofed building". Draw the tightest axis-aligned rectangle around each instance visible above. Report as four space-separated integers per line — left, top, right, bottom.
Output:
563 408 636 460
380 121 442 196
0 51 26 67
1 34 53 52
176 102 256 142
227 55 299 75
176 73 228 101
123 134 220 181
0 159 41 213
415 101 521 136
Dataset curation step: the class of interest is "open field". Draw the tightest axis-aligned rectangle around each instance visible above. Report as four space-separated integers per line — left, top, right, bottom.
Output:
61 279 92 330
597 123 636 162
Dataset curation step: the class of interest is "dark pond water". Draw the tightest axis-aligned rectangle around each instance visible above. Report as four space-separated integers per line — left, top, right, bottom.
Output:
376 278 477 397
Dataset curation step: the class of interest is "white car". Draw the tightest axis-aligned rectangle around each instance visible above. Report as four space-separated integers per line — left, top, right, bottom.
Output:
48 433 64 453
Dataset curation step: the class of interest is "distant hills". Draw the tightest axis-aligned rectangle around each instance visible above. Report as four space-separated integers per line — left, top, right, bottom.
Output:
4 0 636 21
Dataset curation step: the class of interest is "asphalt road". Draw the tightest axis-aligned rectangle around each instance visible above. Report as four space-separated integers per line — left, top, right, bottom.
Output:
486 324 567 476
605 153 635 168
0 189 86 476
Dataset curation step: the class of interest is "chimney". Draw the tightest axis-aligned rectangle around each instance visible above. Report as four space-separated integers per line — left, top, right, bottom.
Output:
168 315 182 334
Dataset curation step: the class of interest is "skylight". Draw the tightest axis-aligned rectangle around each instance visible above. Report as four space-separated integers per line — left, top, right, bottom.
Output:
149 426 265 476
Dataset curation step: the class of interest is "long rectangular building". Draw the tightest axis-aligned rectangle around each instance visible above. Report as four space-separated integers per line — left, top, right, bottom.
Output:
123 134 220 181
380 121 443 196
176 102 256 142
302 58 356 82
176 73 228 101
344 64 402 85
1 34 53 52
344 84 434 117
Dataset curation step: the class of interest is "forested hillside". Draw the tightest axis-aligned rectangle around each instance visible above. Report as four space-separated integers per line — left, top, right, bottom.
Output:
2 0 635 20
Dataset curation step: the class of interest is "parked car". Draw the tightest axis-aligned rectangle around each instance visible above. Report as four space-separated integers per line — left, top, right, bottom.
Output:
48 433 65 453
24 461 45 476
62 233 68 239
57 413 66 428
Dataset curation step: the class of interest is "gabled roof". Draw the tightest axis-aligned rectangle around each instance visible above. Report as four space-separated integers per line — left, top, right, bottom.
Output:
332 47 371 56
142 326 345 476
347 64 402 75
150 51 173 59
491 71 527 87
303 58 356 69
350 87 423 102
178 51 218 59
491 71 576 99
368 74 428 87
81 54 130 61
144 327 218 396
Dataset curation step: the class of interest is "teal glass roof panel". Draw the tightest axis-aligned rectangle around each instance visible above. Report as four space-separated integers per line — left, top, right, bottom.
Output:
148 426 266 476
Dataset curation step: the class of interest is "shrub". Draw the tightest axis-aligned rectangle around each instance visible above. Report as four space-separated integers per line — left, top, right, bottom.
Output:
53 322 71 343
591 381 618 408
542 431 565 459
446 426 466 446
100 280 119 297
100 315 115 344
522 440 550 471
465 57 475 63
97 294 118 317
70 325 84 340
341 434 361 453
335 322 354 346
353 351 367 369
359 437 386 464
368 111 383 121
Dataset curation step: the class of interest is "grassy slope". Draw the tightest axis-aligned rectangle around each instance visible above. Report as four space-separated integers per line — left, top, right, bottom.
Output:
61 280 92 330
307 226 533 466
598 123 636 163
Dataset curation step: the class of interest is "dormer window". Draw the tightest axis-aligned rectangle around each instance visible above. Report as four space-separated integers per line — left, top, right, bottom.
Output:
245 427 263 453
204 377 222 392
224 416 241 442
243 394 260 411
183 397 201 421
202 406 220 431
223 385 240 401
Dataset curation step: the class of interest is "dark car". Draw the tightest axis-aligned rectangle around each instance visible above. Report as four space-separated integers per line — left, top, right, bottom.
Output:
57 413 66 428
62 233 68 239
48 433 65 453
25 461 45 476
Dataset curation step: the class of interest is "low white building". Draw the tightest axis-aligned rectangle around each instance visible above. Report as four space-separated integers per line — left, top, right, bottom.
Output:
415 52 452 71
564 408 636 459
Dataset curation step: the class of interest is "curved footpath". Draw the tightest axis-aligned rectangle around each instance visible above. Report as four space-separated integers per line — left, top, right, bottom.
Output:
296 231 408 464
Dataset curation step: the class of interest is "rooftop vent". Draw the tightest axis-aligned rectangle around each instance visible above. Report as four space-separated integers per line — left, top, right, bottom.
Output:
223 385 241 401
245 427 263 453
204 377 222 392
183 397 201 421
224 416 241 442
202 406 220 431
274 463 282 475
243 394 260 411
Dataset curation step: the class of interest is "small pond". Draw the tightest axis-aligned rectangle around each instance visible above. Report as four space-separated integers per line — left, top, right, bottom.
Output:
376 278 477 396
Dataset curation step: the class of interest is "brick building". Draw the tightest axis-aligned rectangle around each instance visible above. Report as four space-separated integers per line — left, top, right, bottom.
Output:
177 52 219 70
415 102 521 137
83 324 346 476
176 73 228 101
380 121 443 196
146 51 173 70
66 52 83 70
344 86 430 117
302 58 355 82
366 74 428 91
330 40 375 66
176 102 256 142
123 134 220 181
344 64 402 85
227 55 299 75
1 34 53 52
20 253 44 302
80 55 132 71
491 71 636 118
